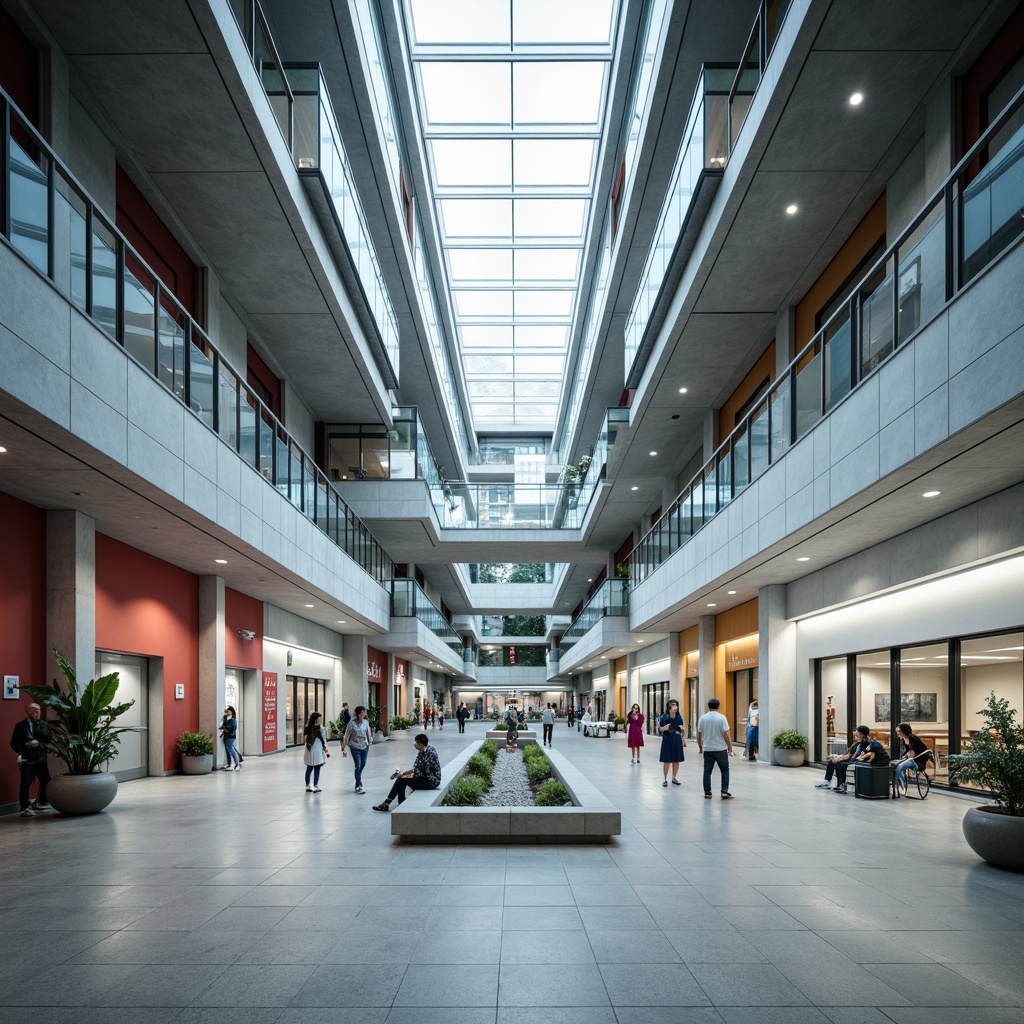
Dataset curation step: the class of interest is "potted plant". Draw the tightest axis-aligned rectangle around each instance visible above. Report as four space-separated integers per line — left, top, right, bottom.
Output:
562 464 580 508
772 729 808 767
389 715 409 731
21 649 136 815
367 703 387 742
949 692 1024 871
176 731 215 775
577 450 593 482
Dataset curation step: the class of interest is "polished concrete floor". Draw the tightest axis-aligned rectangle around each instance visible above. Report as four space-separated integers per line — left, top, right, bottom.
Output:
2 721 1022 1024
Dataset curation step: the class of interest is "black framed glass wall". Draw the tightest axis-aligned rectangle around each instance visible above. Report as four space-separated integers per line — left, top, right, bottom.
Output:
641 680 669 736
814 628 1024 791
284 676 327 747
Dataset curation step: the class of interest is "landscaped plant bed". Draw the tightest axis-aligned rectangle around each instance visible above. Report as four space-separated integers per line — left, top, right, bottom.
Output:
389 739 620 843
484 729 537 742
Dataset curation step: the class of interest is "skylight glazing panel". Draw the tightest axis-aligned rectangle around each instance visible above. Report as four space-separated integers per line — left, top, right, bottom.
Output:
420 63 510 125
513 291 575 317
513 63 605 125
473 404 517 421
514 199 587 239
465 354 513 374
460 325 513 347
454 290 514 317
409 0 510 45
439 199 512 240
513 0 615 45
514 249 579 283
515 379 561 398
514 324 570 348
469 380 512 398
431 139 511 187
516 354 564 374
513 139 596 188
448 249 513 283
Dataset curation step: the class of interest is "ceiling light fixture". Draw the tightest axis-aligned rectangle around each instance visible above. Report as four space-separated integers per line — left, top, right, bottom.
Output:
304 603 314 608
215 559 227 564
796 556 810 562
727 590 736 595
707 603 717 607
678 387 688 394
649 451 658 456
849 92 864 106
922 490 941 498
786 204 798 215
337 620 346 624
0 446 7 453
631 485 638 491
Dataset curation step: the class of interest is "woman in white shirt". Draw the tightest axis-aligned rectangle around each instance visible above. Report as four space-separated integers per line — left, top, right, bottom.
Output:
302 712 330 792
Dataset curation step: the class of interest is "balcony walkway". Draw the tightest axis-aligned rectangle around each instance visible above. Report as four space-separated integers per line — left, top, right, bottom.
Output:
1 724 1020 1021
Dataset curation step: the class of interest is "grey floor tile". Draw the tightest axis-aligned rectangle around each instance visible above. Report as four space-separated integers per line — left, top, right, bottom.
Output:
776 960 912 1005
287 963 402 1007
816 929 938 965
718 1009 832 1024
688 963 812 1006
276 1011 386 1024
500 929 595 963
570 884 642 905
613 1010 724 1024
189 965 316 1006
0 964 141 1006
863 964 1010 1006
504 885 577 906
231 885 317 906
496 1010 616 1024
394 963 498 1006
100 964 229 1007
599 962 710 1006
498 963 608 1006
440 885 505 904
588 929 682 963
578 905 657 931
502 905 582 930
387 1010 496 1024
946 962 1024 1003
662 929 766 964
905 930 1024 965
236 929 334 965
426 904 504 930
743 929 855 964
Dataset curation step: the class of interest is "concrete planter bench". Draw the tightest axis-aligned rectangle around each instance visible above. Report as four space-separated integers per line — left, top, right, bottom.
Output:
390 739 620 843
485 729 537 742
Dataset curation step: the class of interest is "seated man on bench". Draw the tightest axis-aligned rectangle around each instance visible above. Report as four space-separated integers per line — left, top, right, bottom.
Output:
815 729 870 791
581 707 609 737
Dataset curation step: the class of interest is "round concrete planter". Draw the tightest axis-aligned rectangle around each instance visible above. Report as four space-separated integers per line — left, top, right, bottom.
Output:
962 806 1024 871
181 754 213 775
775 748 805 767
47 773 118 815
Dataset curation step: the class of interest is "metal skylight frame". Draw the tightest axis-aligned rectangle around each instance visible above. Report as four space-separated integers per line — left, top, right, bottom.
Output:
402 0 621 429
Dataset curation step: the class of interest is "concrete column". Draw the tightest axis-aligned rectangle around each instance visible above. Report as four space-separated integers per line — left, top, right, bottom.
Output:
46 510 95 690
667 632 683 702
775 306 797 375
198 576 225 764
759 583 797 765
698 614 715 709
341 634 368 709
702 409 718 463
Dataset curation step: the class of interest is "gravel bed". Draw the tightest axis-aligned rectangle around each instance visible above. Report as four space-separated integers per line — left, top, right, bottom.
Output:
478 747 535 807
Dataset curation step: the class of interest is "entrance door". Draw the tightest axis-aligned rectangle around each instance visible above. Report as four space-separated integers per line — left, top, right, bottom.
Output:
731 668 758 748
96 652 148 781
225 668 244 754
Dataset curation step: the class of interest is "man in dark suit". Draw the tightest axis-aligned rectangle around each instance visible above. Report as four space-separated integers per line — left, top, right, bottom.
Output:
10 701 51 816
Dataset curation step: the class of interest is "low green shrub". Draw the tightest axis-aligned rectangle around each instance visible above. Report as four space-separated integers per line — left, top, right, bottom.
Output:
465 752 493 785
525 753 553 785
479 739 499 763
772 729 808 750
534 779 570 806
521 742 546 761
176 731 214 757
442 775 486 806
388 715 409 730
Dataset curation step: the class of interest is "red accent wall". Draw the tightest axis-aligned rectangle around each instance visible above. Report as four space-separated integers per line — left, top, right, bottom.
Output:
962 3 1024 155
0 493 46 808
247 342 281 418
0 8 39 128
115 165 199 320
224 588 263 669
95 534 199 772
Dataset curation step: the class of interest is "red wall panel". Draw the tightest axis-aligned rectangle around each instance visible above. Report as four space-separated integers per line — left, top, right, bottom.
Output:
0 8 39 127
0 493 47 807
95 534 198 772
225 588 263 669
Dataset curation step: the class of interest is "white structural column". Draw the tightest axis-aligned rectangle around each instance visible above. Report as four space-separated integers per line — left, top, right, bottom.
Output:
46 510 95 689
698 614 715 708
759 583 797 764
198 576 226 764
341 634 368 711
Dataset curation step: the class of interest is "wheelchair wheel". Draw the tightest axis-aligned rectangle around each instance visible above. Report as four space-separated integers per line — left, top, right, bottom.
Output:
915 770 931 800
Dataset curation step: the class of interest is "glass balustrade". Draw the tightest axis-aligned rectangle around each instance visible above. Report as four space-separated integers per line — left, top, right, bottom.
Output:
390 580 462 655
628 80 1024 586
560 580 630 651
1 88 393 587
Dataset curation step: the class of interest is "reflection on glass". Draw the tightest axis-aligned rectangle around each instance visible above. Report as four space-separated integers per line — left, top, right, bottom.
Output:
819 657 849 760
189 334 215 429
158 298 186 401
92 218 118 339
855 649 891 750
898 641 948 781
123 257 156 373
9 135 49 274
859 267 894 377
55 173 87 309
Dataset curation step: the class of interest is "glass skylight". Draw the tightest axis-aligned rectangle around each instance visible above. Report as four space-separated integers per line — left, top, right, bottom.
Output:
404 0 620 428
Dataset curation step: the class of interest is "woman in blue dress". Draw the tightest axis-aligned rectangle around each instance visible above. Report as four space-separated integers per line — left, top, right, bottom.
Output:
658 698 686 787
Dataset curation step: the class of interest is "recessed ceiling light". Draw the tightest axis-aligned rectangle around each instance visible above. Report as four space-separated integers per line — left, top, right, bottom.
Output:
215 559 227 564
649 451 658 456
849 92 864 106
727 590 736 595
601 656 607 659
638 639 644 643
0 446 7 453
631 486 638 491
304 603 314 608
796 556 810 562
707 603 717 607
678 387 688 394
337 620 346 624
587 578 593 582
922 490 941 498
786 204 798 215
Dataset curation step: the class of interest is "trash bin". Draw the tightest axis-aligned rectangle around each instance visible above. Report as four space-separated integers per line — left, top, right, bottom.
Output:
854 763 892 799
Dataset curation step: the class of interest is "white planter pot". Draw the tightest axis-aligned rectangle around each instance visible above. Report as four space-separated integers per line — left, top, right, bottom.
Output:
181 754 213 775
774 748 805 767
47 772 118 815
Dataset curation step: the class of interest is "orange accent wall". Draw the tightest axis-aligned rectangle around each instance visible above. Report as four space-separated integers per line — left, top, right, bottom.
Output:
795 195 886 349
225 588 263 669
0 493 47 808
95 534 198 772
718 340 776 438
715 599 759 645
681 624 699 651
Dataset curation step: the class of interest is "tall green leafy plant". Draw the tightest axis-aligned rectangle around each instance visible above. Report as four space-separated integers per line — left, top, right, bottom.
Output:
22 650 136 775
949 692 1024 816
366 703 386 735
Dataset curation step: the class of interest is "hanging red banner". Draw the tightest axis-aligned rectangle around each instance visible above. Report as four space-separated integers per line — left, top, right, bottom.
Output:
262 672 278 752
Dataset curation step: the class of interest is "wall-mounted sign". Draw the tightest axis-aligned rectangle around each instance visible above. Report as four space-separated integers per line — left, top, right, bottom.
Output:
724 634 759 672
367 646 386 682
263 672 278 752
3 675 19 700
174 683 185 700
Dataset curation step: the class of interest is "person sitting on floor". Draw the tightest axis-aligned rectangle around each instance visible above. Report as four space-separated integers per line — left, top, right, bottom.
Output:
372 733 441 812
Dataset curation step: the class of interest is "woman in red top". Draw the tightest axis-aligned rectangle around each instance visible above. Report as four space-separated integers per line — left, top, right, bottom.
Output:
627 703 645 765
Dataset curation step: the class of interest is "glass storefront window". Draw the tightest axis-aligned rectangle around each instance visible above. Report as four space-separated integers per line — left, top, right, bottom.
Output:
957 632 1024 791
855 649 891 750
896 641 948 780
819 656 848 760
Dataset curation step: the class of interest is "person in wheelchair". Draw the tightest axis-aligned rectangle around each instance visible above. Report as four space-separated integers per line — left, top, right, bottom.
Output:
893 722 932 791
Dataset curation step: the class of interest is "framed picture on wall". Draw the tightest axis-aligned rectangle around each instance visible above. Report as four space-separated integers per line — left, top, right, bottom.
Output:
875 692 938 722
